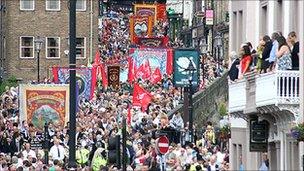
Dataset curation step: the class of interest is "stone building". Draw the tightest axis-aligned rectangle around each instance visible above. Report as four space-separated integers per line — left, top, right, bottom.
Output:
1 0 99 81
228 0 304 170
213 0 229 62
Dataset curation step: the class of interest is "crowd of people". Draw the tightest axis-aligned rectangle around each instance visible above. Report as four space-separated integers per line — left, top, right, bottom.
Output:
200 54 226 90
0 78 230 170
228 31 300 81
0 7 231 171
99 10 130 64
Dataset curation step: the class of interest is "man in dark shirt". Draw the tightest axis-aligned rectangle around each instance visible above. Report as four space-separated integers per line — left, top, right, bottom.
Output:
261 35 273 73
288 31 299 70
291 41 299 70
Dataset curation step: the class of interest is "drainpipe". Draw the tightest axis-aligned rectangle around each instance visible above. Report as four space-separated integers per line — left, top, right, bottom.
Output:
89 0 93 66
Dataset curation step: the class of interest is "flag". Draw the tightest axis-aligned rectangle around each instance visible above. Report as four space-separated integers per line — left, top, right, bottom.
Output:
128 57 135 83
52 66 59 83
91 66 97 99
143 59 151 80
101 63 108 88
135 64 145 80
127 106 131 125
151 67 162 84
132 83 153 111
94 50 101 65
166 48 173 75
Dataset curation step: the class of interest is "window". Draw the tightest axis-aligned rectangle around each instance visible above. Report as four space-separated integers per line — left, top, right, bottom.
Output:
76 0 86 11
20 0 34 10
20 37 34 58
46 37 60 59
46 0 60 11
76 37 86 59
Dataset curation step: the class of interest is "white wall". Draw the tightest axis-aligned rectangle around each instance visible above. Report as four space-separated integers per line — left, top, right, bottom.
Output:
245 0 259 48
282 1 291 37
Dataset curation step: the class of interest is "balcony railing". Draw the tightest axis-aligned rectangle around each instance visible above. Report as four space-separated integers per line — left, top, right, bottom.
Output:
229 71 300 113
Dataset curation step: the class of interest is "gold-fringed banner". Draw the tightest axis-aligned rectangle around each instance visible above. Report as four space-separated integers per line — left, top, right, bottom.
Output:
19 84 70 130
134 4 157 23
107 65 120 89
129 15 153 43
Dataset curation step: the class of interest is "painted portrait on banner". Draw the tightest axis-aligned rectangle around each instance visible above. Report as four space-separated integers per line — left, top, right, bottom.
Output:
19 84 69 130
55 67 93 103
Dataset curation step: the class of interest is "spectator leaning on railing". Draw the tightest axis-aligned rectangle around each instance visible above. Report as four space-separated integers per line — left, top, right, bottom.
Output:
228 30 300 82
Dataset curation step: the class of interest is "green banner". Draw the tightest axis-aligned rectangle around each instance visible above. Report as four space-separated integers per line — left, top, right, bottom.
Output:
173 49 200 87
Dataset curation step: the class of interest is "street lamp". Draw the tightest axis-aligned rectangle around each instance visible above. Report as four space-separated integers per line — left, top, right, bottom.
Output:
200 39 208 86
214 34 223 74
184 59 196 143
34 36 44 83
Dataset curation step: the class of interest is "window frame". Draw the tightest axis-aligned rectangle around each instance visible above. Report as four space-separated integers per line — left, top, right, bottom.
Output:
76 37 86 59
46 0 61 11
20 36 35 59
45 37 61 59
20 0 35 11
76 0 86 12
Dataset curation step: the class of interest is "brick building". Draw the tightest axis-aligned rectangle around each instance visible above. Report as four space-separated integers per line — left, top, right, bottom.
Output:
1 0 99 81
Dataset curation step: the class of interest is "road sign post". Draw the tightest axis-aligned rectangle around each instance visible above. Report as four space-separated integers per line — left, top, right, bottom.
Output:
156 136 169 171
156 136 169 155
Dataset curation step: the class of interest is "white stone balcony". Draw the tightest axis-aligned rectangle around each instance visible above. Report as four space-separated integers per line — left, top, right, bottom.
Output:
229 71 300 122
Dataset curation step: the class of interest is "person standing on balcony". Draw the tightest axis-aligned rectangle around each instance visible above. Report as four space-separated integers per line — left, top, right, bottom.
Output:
276 36 292 71
261 35 273 73
239 45 252 79
228 51 240 82
287 31 299 70
266 32 281 71
256 36 266 73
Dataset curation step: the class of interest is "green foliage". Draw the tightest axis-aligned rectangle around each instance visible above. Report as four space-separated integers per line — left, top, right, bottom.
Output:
219 125 231 140
218 102 227 117
291 123 304 141
0 76 18 94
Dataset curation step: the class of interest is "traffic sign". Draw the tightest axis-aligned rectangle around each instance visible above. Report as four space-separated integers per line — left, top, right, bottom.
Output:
156 136 169 155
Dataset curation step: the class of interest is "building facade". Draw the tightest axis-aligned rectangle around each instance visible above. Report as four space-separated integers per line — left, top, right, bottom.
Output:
2 0 99 81
228 0 304 170
213 0 229 62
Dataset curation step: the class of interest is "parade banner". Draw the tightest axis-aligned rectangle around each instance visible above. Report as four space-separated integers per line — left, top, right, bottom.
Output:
130 15 153 43
134 4 157 23
157 4 167 21
19 84 69 129
136 37 169 48
129 48 173 77
53 67 94 100
107 65 120 89
173 49 200 87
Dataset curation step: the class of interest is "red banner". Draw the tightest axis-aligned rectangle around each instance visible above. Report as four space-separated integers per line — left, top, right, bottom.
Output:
136 37 169 48
157 4 167 21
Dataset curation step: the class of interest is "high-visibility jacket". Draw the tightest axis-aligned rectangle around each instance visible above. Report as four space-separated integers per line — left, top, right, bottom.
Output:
76 148 90 165
92 155 107 171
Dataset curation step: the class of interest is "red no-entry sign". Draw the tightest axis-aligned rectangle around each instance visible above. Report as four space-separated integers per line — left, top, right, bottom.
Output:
156 136 169 155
